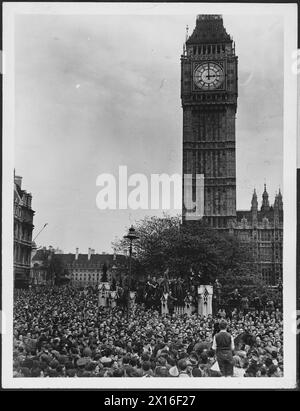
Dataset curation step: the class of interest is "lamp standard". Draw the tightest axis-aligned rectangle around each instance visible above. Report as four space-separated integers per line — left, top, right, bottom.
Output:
123 225 139 313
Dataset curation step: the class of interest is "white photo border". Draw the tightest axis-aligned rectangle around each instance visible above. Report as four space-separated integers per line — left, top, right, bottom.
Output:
2 2 298 389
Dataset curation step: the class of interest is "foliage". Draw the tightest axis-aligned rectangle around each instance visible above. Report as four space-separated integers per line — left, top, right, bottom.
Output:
113 215 272 299
102 263 108 282
48 254 68 285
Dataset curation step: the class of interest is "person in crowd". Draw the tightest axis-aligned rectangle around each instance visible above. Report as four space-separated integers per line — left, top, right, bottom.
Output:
212 319 235 377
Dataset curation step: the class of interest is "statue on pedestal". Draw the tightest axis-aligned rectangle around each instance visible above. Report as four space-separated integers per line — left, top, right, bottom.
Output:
184 292 193 316
98 282 110 307
167 290 177 316
214 278 222 306
161 268 170 293
109 290 118 309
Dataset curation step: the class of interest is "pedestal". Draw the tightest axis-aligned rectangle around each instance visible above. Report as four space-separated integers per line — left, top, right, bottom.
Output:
161 293 169 315
129 291 136 310
197 285 213 316
98 282 111 307
109 290 118 309
184 296 193 316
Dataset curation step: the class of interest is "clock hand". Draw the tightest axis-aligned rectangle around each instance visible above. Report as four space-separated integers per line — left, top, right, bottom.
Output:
205 73 216 80
206 66 216 80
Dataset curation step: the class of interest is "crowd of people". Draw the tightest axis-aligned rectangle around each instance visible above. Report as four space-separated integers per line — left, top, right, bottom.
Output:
13 285 283 378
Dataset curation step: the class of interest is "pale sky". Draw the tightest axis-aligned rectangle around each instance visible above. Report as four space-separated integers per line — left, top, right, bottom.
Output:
15 12 283 253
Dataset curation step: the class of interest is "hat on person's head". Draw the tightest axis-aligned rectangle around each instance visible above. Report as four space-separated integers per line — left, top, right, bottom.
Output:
66 369 76 377
126 367 139 377
58 355 68 364
169 366 179 377
178 359 187 371
113 368 125 377
51 350 60 358
260 367 267 376
158 357 166 366
31 367 41 377
77 357 89 367
22 358 33 369
48 369 59 377
85 361 97 372
265 358 273 367
49 359 59 370
267 364 278 377
192 368 202 377
81 371 92 377
156 367 169 377
83 347 92 357
20 367 31 377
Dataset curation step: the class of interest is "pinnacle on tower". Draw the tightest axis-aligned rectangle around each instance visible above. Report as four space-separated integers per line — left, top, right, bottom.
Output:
274 192 279 208
277 188 283 211
261 183 270 212
251 188 258 211
186 14 232 45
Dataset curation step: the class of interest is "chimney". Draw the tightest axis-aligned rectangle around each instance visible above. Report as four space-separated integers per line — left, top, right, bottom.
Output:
88 248 91 260
75 248 79 260
15 175 22 189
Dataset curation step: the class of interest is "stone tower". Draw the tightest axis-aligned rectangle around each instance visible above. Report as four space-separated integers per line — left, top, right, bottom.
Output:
181 15 238 228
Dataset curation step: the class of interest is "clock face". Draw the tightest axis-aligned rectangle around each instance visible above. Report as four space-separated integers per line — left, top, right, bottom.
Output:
194 62 224 90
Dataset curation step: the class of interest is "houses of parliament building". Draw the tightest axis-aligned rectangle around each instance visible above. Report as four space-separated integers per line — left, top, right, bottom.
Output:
181 15 283 286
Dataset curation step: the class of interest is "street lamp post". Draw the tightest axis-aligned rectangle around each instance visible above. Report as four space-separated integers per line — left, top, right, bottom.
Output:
123 225 139 314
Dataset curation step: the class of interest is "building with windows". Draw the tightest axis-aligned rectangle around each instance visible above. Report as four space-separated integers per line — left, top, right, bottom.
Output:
14 173 35 288
232 186 283 285
60 248 126 288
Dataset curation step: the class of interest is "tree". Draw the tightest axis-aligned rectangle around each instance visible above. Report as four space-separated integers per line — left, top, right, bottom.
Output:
48 254 67 285
112 215 270 299
112 214 180 279
102 263 108 282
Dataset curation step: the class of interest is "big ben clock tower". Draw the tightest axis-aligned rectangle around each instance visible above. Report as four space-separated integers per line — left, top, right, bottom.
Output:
181 15 238 228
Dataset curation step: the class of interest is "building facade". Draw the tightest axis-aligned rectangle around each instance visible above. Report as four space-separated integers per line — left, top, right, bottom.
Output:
181 15 237 228
30 246 127 288
181 15 283 285
14 174 35 288
233 186 283 285
60 249 126 288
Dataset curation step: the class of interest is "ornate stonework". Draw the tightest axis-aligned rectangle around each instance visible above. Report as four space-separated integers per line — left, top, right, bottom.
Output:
181 15 237 228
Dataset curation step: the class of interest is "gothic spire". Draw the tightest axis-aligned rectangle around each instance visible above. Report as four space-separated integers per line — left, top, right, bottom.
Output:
261 183 270 211
186 14 232 45
251 188 258 211
277 188 283 210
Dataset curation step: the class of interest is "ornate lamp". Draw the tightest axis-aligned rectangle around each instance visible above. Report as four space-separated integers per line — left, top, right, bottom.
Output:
123 226 139 313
